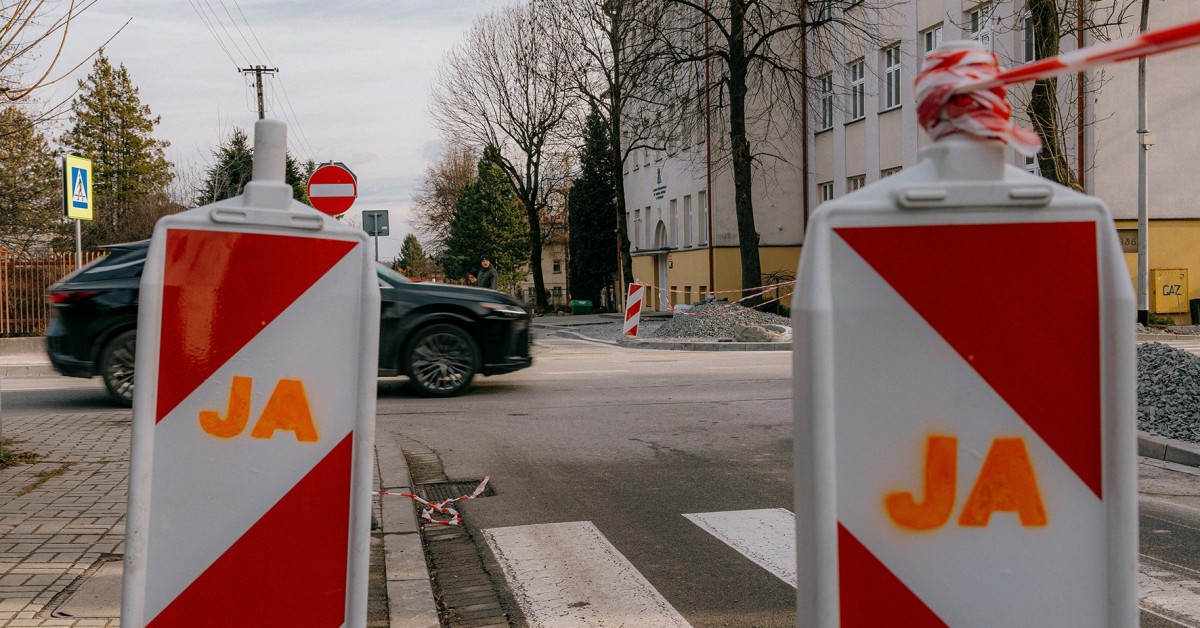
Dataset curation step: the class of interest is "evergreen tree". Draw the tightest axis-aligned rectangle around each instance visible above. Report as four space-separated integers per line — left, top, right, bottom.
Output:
0 106 72 256
60 51 174 248
443 146 528 290
567 107 618 307
196 127 313 206
398 233 429 277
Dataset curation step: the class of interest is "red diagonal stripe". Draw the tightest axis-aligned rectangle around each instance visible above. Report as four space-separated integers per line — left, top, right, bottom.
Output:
835 222 1102 499
625 299 642 320
148 434 353 626
156 230 356 422
839 523 947 627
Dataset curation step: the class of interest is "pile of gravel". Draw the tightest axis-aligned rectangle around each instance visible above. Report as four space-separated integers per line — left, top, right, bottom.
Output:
648 301 791 340
1139 342 1200 443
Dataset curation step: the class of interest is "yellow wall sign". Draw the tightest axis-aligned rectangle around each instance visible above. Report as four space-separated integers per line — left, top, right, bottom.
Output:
63 155 93 220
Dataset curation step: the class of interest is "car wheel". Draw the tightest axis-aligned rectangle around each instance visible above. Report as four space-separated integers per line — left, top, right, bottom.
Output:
405 324 479 397
100 330 136 407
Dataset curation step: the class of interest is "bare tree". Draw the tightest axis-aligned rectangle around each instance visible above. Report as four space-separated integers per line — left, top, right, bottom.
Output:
411 143 477 255
992 0 1138 190
541 0 680 293
430 4 580 312
1 0 122 108
644 0 898 302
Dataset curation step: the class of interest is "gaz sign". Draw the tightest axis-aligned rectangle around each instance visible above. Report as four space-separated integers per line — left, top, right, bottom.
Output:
63 154 93 220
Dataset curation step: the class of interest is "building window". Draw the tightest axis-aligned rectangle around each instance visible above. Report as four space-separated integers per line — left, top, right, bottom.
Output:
817 73 834 131
847 175 866 192
669 199 678 248
633 209 640 249
968 5 993 51
553 259 562 274
819 182 834 203
848 60 865 121
882 45 901 110
881 166 902 177
684 286 692 305
1023 15 1037 62
923 25 943 55
812 0 830 22
698 190 708 245
1024 154 1041 176
683 195 693 247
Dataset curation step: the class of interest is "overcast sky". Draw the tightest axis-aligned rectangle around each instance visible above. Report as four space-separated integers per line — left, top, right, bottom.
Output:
38 0 517 262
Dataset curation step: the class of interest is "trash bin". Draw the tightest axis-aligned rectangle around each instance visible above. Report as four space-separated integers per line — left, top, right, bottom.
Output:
1191 298 1200 325
570 300 592 315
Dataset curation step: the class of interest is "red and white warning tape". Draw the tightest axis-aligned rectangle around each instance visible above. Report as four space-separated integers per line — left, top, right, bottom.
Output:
917 18 1200 153
632 280 797 317
375 476 491 527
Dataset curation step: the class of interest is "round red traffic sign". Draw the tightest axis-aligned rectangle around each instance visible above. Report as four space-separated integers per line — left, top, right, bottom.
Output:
306 163 357 216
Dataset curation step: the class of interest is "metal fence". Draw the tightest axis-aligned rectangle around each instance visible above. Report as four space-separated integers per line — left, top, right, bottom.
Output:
0 251 104 337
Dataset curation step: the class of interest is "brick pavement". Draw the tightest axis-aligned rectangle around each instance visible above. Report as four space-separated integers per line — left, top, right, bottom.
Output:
0 412 129 627
0 405 433 627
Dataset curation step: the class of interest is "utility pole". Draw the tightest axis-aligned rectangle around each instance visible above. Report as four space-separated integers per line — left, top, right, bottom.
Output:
239 65 278 120
1136 0 1152 326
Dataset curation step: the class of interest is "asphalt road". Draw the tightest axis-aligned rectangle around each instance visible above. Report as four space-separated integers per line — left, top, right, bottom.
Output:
6 331 1200 626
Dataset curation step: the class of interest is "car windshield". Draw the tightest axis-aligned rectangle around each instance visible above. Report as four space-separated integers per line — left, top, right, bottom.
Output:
376 263 411 285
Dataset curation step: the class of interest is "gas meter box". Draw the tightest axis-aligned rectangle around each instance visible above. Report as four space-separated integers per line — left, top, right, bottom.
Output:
792 135 1136 627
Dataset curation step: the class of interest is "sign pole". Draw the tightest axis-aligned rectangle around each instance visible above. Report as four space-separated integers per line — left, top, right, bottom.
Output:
75 220 82 269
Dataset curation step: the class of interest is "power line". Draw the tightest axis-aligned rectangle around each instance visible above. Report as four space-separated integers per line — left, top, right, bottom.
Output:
200 0 252 66
187 0 240 69
216 0 262 67
231 0 275 67
272 79 318 162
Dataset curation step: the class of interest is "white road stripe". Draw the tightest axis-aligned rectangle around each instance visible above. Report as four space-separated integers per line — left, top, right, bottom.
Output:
684 509 796 588
482 521 691 627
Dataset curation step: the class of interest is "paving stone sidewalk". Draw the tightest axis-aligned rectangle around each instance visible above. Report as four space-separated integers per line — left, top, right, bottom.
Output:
0 411 430 627
0 412 128 626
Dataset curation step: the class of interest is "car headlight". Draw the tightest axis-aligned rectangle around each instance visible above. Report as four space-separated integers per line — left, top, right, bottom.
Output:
481 302 527 317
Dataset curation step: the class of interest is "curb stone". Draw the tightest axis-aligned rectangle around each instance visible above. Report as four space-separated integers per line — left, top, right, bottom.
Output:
376 431 439 628
1138 430 1200 468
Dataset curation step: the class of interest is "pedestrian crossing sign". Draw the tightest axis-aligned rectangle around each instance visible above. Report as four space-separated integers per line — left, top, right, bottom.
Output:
63 155 93 220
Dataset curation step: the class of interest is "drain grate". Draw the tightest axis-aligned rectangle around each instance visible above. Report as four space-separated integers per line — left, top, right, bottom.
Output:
416 480 495 503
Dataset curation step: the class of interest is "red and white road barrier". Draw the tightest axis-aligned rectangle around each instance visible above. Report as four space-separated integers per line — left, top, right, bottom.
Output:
623 283 645 337
377 477 490 526
917 18 1200 155
122 120 380 627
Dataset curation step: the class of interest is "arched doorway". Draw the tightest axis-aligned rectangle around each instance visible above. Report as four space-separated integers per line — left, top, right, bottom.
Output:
653 221 669 311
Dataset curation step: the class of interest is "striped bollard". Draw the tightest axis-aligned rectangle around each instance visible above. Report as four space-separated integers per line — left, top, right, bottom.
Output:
622 283 644 337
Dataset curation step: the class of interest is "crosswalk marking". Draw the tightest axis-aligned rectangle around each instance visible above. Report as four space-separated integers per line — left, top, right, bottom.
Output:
482 521 691 627
485 510 1200 626
684 508 796 588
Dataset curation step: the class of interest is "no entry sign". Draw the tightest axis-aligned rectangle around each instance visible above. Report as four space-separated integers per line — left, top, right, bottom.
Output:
307 162 357 216
792 136 1137 627
123 121 379 627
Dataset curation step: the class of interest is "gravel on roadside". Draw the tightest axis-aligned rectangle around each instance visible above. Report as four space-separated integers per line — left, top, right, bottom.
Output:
1138 342 1200 443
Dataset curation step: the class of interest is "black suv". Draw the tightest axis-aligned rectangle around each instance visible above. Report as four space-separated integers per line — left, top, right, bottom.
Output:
45 240 533 405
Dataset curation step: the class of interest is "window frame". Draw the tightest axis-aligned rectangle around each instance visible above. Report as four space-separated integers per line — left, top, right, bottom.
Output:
923 25 943 55
819 182 834 203
817 73 834 131
847 175 866 193
848 59 865 122
1023 15 1037 62
882 44 902 111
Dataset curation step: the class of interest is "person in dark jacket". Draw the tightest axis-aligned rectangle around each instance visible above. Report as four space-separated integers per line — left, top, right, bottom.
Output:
477 255 498 289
